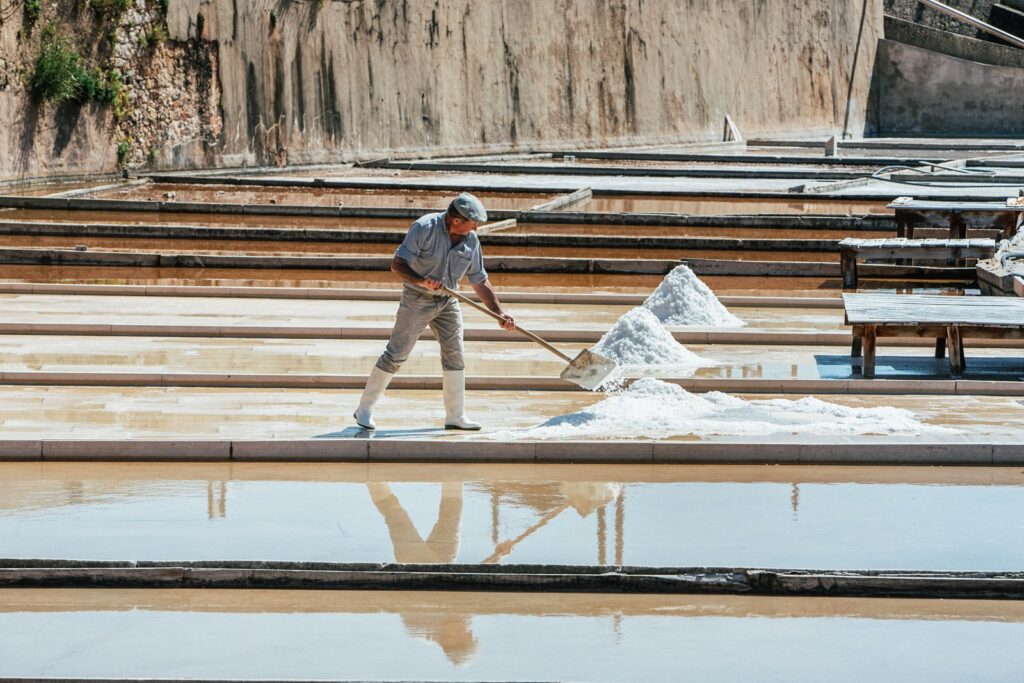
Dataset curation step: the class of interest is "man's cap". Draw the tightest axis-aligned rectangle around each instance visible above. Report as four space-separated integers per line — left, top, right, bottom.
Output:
450 192 487 222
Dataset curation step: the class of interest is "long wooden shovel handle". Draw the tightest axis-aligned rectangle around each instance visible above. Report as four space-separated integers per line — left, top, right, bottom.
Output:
443 287 573 362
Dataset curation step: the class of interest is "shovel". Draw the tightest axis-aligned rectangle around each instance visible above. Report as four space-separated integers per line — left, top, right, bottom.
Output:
443 287 618 391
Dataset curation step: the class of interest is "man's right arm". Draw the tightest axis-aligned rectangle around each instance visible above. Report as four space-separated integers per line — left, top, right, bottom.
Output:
391 255 442 290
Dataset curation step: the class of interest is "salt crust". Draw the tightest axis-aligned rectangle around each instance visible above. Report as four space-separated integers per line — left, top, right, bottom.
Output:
593 307 711 369
642 264 744 327
487 378 951 440
485 268 943 440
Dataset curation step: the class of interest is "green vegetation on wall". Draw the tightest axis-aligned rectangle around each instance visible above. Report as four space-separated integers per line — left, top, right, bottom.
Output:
30 29 83 102
23 0 41 26
30 26 124 106
116 138 131 166
88 0 130 17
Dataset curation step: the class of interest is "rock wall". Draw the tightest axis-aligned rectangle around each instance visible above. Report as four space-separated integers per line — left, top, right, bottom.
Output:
0 0 883 179
111 2 222 169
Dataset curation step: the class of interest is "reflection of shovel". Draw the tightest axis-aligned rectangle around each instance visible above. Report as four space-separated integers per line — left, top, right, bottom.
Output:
443 287 618 391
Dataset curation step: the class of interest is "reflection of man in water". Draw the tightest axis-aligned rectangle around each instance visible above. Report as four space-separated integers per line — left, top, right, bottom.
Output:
367 482 476 664
399 611 478 666
368 482 463 563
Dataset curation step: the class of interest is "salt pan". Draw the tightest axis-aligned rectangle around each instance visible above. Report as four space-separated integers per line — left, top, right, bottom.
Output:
487 378 952 440
643 265 744 326
592 307 712 369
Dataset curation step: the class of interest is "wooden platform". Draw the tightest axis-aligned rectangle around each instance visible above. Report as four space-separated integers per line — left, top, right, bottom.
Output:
843 292 1024 378
839 237 996 288
887 199 1024 240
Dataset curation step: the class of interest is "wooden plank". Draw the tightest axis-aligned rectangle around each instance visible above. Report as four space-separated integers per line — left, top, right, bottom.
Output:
857 247 966 259
843 293 1024 327
529 187 593 213
886 200 1024 211
841 251 857 289
851 246 995 256
863 325 877 379
845 238 994 253
947 325 964 378
476 218 518 235
862 325 1024 339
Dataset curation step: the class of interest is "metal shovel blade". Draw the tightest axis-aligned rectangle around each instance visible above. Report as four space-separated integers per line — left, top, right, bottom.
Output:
559 348 619 391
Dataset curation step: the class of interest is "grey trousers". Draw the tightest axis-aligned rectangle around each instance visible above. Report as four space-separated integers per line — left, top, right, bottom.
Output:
375 285 465 373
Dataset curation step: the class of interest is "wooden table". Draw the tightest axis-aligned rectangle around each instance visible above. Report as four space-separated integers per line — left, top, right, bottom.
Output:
888 199 1024 240
838 237 996 289
843 292 1024 378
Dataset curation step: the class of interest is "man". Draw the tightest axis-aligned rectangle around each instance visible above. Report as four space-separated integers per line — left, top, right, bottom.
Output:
354 192 516 431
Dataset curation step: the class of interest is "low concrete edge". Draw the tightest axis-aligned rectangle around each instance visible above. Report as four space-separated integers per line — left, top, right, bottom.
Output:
0 439 1016 465
0 560 1021 598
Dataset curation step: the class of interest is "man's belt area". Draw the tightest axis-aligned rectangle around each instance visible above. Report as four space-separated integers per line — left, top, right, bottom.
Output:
404 282 452 298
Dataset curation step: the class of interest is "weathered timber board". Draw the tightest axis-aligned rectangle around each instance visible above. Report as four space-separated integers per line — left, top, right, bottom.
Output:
887 200 1024 212
844 293 1024 327
846 247 994 259
839 237 994 250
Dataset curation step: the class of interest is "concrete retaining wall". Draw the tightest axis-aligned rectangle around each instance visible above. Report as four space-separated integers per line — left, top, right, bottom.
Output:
873 39 1024 135
884 15 1024 68
0 1 882 179
883 0 1001 38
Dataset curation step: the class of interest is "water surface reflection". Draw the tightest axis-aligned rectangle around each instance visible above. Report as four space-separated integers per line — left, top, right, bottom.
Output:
1 463 1021 570
1 589 1023 681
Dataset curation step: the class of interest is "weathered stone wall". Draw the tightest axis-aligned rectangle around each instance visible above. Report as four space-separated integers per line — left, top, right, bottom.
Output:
111 3 222 168
872 38 1024 135
0 0 221 179
884 15 1024 68
0 0 883 179
883 0 999 37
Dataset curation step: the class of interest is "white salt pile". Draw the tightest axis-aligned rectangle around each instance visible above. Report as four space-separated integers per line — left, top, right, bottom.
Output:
642 264 744 327
487 378 952 440
592 307 713 370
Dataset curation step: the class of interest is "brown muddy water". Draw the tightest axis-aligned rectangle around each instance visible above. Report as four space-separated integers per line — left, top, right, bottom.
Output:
0 265 973 296
508 222 892 239
0 235 841 261
90 183 554 209
0 207 416 229
576 195 891 215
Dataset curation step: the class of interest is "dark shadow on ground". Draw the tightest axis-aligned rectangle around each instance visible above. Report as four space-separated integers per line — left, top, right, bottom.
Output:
315 426 450 439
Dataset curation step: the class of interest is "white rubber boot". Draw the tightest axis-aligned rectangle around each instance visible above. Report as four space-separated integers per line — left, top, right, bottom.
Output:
353 366 395 430
443 370 481 430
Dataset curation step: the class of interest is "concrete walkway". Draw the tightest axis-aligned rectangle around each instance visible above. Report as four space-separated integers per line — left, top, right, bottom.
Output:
0 385 1018 442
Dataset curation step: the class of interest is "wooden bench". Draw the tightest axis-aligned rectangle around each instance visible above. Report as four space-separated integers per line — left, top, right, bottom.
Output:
888 198 1024 240
839 237 996 289
844 292 1024 378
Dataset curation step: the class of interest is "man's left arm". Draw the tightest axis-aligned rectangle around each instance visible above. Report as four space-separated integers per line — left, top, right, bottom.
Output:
471 279 516 332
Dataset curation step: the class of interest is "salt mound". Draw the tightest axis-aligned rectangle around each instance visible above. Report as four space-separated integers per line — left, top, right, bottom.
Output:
643 265 744 326
593 307 710 368
487 378 952 440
